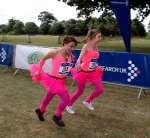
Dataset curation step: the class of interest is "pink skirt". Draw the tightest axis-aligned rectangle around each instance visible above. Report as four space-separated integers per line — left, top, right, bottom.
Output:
71 66 103 83
29 64 66 90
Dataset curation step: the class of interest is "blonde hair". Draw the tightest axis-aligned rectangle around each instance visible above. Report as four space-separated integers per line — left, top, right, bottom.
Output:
83 29 100 43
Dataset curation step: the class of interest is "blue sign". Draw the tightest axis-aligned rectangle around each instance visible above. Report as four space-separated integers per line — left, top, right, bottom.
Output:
99 52 150 88
147 55 150 79
73 50 150 88
110 0 131 52
0 43 14 66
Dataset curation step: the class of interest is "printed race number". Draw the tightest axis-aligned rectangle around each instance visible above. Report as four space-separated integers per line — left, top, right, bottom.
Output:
58 63 70 75
89 59 97 70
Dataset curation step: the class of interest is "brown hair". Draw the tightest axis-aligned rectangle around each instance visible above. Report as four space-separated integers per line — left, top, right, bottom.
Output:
62 36 78 47
83 29 100 43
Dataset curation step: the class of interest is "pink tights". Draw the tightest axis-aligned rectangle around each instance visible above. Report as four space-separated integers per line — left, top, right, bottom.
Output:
39 78 70 117
69 71 104 106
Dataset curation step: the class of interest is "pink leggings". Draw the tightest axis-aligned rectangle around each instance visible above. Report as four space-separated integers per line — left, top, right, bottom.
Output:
39 77 70 117
69 71 104 106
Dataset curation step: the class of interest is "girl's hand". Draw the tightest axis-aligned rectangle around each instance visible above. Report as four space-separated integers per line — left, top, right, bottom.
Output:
34 71 40 77
76 64 82 71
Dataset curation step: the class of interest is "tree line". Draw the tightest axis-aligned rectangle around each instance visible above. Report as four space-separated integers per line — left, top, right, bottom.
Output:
58 0 150 22
0 11 148 37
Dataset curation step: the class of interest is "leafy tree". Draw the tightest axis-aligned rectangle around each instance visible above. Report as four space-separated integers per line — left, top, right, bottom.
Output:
24 22 39 35
7 18 17 32
86 17 99 29
0 24 8 41
38 11 57 34
13 21 25 34
50 22 65 35
148 22 150 32
99 15 119 36
131 19 146 37
39 23 51 34
38 11 57 25
75 20 88 35
58 0 150 21
0 24 8 34
64 19 77 35
24 22 39 43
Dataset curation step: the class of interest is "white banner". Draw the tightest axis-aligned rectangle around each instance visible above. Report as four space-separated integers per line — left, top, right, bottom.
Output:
15 45 56 72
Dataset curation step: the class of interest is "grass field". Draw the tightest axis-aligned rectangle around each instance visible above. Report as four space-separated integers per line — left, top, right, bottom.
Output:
0 67 150 138
0 35 150 54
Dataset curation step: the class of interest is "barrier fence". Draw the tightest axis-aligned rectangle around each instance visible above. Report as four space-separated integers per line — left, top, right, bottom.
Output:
0 43 13 66
0 43 150 98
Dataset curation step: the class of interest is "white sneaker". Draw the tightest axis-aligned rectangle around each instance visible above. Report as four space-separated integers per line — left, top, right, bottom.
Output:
66 106 75 114
83 101 94 111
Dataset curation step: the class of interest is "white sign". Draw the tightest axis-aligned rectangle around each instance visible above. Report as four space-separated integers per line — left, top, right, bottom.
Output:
15 45 56 72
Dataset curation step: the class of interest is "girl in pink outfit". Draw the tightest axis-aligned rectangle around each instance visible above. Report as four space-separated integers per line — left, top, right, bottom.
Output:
30 36 77 127
66 29 104 114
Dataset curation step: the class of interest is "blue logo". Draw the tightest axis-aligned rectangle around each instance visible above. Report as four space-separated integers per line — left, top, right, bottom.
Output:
0 48 7 62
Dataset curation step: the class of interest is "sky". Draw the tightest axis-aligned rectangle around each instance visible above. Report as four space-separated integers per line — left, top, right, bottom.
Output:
0 0 149 31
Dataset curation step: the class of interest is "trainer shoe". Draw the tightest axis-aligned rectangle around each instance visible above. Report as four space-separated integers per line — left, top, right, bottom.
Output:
52 115 65 127
35 108 45 121
66 106 75 114
83 101 94 111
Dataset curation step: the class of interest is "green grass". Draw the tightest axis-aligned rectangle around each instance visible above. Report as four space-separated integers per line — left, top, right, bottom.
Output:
146 32 150 39
0 67 150 138
100 38 150 53
0 35 59 47
0 35 150 54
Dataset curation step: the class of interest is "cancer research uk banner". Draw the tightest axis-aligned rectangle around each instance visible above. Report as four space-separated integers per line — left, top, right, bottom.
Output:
99 52 150 88
15 45 56 72
0 43 13 66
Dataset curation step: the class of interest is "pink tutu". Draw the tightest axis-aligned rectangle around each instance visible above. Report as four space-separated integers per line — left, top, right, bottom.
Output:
29 64 66 90
30 64 42 82
70 66 103 83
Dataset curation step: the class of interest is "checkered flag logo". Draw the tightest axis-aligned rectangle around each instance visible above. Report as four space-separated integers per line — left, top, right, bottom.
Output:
0 48 7 62
127 60 140 82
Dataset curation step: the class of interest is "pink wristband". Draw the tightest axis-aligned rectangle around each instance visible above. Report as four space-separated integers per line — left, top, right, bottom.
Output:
38 59 45 72
76 60 81 65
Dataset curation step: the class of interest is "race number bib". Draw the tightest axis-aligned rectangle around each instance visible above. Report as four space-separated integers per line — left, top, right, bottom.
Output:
58 63 70 75
89 59 97 70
